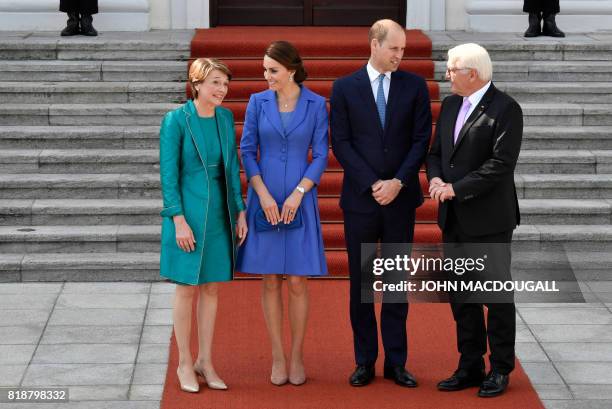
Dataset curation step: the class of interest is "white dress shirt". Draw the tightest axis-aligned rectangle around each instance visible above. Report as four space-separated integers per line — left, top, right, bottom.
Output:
463 81 492 122
366 61 391 104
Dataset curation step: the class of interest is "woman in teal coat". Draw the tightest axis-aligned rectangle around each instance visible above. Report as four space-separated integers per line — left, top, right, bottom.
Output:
159 58 247 393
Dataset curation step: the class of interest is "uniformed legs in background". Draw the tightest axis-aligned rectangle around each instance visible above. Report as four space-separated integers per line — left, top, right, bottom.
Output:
60 0 99 36
523 0 565 37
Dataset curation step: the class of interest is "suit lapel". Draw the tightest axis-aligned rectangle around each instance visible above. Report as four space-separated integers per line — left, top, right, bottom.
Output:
284 87 311 137
452 84 496 156
260 90 284 138
215 106 230 168
184 100 208 167
384 71 403 135
356 67 384 136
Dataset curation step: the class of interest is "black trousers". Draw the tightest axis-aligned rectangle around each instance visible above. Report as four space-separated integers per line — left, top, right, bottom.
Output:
344 206 415 368
60 0 98 15
442 205 516 375
523 0 560 14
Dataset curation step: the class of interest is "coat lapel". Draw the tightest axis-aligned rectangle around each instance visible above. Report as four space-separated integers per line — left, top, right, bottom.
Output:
183 100 208 167
284 86 314 137
260 90 284 138
452 84 497 156
384 71 403 135
356 66 384 136
215 106 230 168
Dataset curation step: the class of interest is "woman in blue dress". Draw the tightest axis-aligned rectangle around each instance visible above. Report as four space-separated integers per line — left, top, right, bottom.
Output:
236 41 329 386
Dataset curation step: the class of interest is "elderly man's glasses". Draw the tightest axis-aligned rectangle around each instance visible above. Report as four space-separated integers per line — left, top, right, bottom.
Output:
446 67 472 75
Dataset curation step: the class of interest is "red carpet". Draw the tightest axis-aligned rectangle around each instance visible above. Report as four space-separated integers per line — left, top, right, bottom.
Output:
160 281 545 409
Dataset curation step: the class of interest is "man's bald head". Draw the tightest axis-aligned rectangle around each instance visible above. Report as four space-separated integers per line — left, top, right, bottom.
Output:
368 19 404 46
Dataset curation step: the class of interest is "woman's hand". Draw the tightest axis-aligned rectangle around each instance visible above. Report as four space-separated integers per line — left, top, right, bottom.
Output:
281 190 303 224
173 215 196 252
236 211 248 246
259 192 280 225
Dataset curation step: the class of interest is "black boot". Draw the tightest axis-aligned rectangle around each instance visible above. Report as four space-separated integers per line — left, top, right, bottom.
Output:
79 14 98 36
60 12 80 36
542 13 565 37
524 13 541 37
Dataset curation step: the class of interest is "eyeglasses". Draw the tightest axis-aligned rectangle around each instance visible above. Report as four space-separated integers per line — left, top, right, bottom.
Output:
446 67 472 75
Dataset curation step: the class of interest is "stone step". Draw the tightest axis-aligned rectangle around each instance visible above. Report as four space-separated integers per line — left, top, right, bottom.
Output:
0 31 193 61
0 60 188 82
1 224 612 255
0 126 159 149
1 125 610 151
434 61 612 82
0 82 186 104
432 39 612 62
2 173 612 200
0 148 609 174
0 103 606 126
440 82 612 104
0 198 609 227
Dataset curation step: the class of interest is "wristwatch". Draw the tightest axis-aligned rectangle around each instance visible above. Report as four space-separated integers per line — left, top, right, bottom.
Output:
295 185 305 194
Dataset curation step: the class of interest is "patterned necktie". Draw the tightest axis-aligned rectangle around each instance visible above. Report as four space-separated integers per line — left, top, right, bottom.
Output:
454 98 472 144
376 73 386 129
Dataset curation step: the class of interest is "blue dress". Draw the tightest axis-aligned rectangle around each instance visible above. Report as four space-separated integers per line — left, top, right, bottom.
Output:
236 86 329 276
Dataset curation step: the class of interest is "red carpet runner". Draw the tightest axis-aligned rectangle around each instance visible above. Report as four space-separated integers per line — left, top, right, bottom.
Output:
160 281 545 409
189 27 441 277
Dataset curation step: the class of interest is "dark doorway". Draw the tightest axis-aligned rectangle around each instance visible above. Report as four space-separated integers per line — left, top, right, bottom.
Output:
211 1 406 26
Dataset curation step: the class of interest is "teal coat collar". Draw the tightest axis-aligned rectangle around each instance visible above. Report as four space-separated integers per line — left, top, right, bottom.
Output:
183 100 232 168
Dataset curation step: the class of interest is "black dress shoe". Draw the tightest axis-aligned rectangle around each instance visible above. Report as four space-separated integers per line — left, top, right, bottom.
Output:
542 13 565 37
60 12 80 36
524 13 542 37
478 371 509 397
383 366 417 387
437 368 485 391
349 365 375 387
79 14 98 36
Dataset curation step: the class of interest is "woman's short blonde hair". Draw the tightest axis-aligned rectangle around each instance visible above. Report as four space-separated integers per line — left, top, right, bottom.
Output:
188 58 232 99
447 43 492 82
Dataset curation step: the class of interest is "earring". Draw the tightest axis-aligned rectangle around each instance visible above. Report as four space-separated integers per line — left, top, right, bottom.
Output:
289 74 294 82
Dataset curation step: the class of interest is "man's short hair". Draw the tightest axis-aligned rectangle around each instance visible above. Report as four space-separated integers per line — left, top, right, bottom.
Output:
368 19 403 45
447 43 493 82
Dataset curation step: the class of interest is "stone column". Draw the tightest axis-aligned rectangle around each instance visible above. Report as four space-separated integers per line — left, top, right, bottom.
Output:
406 0 446 30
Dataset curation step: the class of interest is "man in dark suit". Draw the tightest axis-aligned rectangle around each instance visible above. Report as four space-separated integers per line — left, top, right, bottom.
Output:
426 43 523 398
330 19 432 388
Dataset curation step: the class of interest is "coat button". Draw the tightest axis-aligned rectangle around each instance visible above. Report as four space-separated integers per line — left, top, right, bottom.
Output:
384 148 388 153
450 163 455 168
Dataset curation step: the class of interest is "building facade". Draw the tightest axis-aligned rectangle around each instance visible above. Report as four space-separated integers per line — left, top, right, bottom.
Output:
0 0 609 32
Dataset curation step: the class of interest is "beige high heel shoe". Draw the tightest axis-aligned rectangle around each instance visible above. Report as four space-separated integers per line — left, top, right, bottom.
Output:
194 365 228 390
270 361 288 386
176 368 199 393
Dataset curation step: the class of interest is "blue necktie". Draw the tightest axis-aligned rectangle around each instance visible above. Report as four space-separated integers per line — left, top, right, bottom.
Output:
376 73 386 129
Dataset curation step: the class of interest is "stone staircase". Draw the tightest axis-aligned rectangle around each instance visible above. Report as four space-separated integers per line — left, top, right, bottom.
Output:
0 31 611 282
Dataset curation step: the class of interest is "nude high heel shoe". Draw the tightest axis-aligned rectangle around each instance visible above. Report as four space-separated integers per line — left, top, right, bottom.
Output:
176 368 199 393
194 365 228 390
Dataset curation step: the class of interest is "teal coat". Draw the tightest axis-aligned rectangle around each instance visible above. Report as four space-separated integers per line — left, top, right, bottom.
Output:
159 100 245 284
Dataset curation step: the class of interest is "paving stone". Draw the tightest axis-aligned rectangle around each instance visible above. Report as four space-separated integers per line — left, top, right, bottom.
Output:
0 364 27 386
131 364 167 385
520 362 565 384
55 293 148 309
147 293 173 309
0 324 45 344
33 344 138 364
533 384 573 400
67 385 129 401
543 343 612 362
0 309 50 326
41 326 141 345
0 345 36 364
543 400 612 409
530 324 612 343
136 344 169 364
140 326 173 344
128 384 163 401
144 309 172 326
556 362 612 384
48 308 145 326
515 342 550 362
519 307 612 325
0 293 56 309
22 363 133 386
569 384 612 400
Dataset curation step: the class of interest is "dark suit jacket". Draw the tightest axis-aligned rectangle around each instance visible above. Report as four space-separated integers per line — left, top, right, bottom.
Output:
426 83 523 237
330 66 432 213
